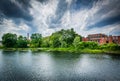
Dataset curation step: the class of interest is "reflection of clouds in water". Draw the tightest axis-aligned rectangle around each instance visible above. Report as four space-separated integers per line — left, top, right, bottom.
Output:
17 51 32 67
75 54 110 75
0 51 120 81
0 50 3 69
31 52 55 79
76 55 94 73
90 54 111 60
74 54 120 80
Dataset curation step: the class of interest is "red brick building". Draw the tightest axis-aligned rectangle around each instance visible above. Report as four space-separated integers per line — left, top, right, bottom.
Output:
82 33 120 45
87 33 107 43
110 36 120 45
82 37 88 42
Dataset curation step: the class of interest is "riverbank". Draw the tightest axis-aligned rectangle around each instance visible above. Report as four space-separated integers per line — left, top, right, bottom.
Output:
37 48 120 54
1 47 120 54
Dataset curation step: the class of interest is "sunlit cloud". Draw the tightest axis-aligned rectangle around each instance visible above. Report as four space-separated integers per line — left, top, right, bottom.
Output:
0 0 120 39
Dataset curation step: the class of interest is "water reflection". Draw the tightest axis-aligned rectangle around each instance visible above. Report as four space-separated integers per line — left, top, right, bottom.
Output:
0 50 120 81
31 52 55 80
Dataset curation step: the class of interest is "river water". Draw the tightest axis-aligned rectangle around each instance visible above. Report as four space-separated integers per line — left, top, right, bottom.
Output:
0 50 120 81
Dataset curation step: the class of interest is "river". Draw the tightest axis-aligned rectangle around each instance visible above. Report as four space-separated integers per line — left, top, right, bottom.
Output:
0 50 120 81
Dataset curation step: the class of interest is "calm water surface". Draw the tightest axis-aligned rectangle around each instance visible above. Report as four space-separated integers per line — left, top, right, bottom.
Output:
0 50 120 81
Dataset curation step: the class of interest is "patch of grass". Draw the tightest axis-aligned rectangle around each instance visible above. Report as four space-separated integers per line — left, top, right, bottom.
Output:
1 47 120 54
3 48 17 51
17 48 29 51
0 46 3 49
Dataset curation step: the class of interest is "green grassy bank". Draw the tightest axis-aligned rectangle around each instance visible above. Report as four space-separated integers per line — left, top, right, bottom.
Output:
1 47 120 54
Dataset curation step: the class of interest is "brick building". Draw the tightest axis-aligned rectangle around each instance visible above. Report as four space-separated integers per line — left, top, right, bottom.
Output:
87 33 107 43
82 33 120 45
82 37 88 42
110 36 120 45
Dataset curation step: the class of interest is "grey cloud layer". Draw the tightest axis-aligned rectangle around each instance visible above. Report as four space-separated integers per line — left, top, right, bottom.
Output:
0 0 120 39
0 0 33 21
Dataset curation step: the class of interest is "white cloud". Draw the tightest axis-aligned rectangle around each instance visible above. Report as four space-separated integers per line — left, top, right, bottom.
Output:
29 0 58 36
0 19 31 40
0 0 120 40
19 22 31 32
76 22 120 37
28 0 120 37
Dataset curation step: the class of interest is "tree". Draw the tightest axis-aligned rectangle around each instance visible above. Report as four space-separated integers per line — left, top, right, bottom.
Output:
59 36 67 48
61 28 76 46
49 28 80 48
73 36 81 48
17 35 28 48
99 43 120 50
2 33 17 47
50 33 61 48
41 37 50 47
77 41 98 49
30 33 42 47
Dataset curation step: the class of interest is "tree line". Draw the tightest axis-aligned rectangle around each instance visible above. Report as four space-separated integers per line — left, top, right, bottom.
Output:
2 28 120 50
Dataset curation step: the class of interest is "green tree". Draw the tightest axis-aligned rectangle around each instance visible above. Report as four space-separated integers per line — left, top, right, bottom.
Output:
41 37 50 47
30 33 42 47
49 28 81 48
99 43 120 50
50 33 61 48
77 41 98 49
2 33 17 47
61 28 76 46
17 35 28 48
73 36 81 48
59 36 67 48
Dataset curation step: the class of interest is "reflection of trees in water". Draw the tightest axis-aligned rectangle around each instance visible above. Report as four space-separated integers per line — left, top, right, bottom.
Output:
49 52 82 68
2 51 17 55
51 51 81 59
109 54 120 60
87 54 110 60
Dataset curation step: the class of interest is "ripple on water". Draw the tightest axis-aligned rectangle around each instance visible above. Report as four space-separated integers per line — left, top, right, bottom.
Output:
0 51 120 81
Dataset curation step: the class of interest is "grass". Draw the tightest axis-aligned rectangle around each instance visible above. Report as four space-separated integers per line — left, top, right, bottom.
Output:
2 48 29 51
1 47 120 54
32 48 120 54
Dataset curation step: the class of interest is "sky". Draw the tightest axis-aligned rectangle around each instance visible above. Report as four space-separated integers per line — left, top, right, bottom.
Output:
0 0 120 39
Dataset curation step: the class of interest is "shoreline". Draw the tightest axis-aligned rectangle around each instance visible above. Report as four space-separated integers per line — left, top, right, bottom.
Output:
0 48 120 54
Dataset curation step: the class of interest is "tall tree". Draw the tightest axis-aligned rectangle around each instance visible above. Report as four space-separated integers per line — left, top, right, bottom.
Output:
73 36 81 48
17 35 28 48
30 33 42 47
60 28 76 46
2 33 17 47
41 37 50 47
50 33 61 47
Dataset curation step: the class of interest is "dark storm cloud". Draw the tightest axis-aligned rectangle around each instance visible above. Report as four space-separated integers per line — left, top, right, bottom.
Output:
0 0 32 21
86 0 120 30
37 0 49 3
0 12 5 23
87 15 120 29
0 0 120 38
70 0 99 11
95 0 120 16
48 0 100 28
48 0 68 28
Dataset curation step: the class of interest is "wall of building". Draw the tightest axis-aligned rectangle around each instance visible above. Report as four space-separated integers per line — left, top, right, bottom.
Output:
82 33 120 45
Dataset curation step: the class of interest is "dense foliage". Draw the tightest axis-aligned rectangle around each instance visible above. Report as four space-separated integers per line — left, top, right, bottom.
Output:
2 33 17 47
2 33 28 48
30 33 42 47
17 35 28 48
49 28 81 48
99 43 120 50
1 29 120 51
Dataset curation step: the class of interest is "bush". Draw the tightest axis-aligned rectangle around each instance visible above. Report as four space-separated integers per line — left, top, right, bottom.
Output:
99 43 120 50
76 41 98 49
2 33 17 47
